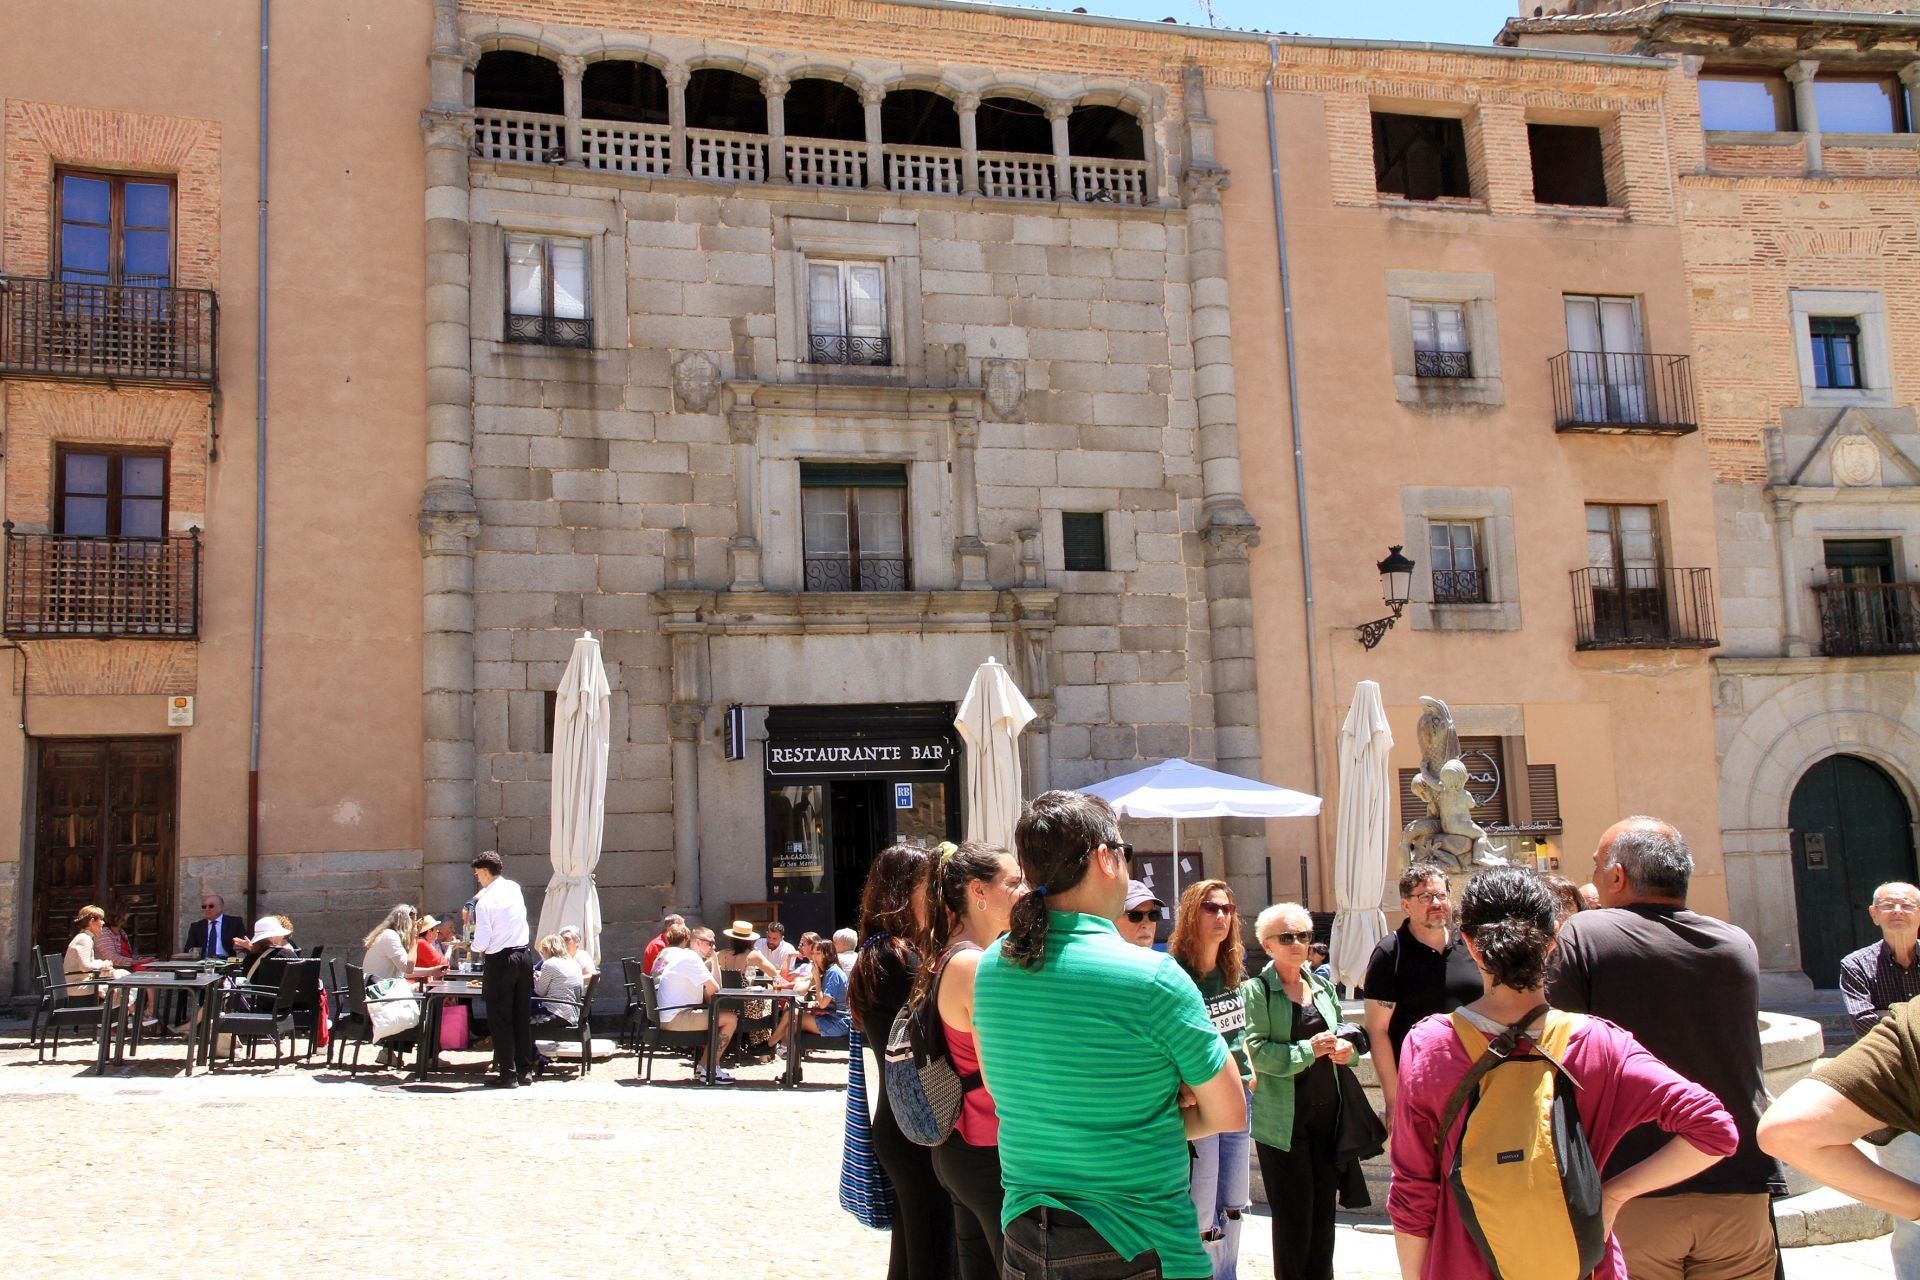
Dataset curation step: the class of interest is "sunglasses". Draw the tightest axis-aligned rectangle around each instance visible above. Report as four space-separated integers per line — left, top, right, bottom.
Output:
202 903 219 910
1198 902 1236 917
1265 931 1314 946
1125 909 1163 923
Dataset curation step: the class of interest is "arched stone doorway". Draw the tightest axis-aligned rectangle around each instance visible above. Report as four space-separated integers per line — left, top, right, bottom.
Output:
1790 754 1917 987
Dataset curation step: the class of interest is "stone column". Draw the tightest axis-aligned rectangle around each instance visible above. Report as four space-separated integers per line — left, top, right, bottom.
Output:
560 55 585 165
659 530 710 918
763 74 789 184
728 408 764 591
1787 60 1821 172
666 66 690 178
1013 532 1057 797
1903 64 1920 137
1048 102 1073 201
1773 493 1809 656
1138 103 1166 206
863 85 887 190
952 407 990 590
957 94 981 196
420 0 480 911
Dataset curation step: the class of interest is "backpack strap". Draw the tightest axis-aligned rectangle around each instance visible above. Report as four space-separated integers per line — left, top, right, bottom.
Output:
1432 1004 1552 1154
920 942 984 1091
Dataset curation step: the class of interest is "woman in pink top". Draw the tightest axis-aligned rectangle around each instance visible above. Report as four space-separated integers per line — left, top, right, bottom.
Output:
1389 868 1738 1280
918 839 1028 1280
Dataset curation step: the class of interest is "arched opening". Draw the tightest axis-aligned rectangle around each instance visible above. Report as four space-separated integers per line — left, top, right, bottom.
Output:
473 51 565 164
1790 753 1917 987
975 97 1054 201
1067 104 1149 205
685 68 768 182
583 60 668 124
882 90 963 195
785 78 868 188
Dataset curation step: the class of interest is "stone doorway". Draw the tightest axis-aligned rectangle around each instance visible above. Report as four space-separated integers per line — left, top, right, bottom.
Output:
1790 753 1915 988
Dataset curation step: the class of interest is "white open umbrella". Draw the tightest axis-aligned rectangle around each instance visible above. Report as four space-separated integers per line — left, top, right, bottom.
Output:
1081 758 1321 885
956 656 1036 850
1329 680 1394 993
537 632 610 963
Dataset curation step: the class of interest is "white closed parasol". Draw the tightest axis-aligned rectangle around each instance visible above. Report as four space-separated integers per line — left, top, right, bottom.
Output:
955 656 1037 850
537 632 610 963
1329 680 1394 993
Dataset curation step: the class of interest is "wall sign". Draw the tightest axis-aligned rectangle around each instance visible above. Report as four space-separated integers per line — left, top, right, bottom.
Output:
895 783 913 809
724 704 746 761
765 735 954 778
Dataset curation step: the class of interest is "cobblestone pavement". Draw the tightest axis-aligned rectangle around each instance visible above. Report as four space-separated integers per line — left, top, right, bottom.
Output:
0 1022 1891 1279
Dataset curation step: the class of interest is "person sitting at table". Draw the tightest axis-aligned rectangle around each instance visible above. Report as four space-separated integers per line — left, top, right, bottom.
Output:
652 923 738 1084
643 913 685 979
363 903 444 984
64 904 122 1001
433 915 462 963
770 935 851 1077
558 926 598 983
242 917 299 989
415 915 448 971
786 930 823 984
179 893 247 961
715 921 781 1060
753 920 799 974
97 902 165 1025
532 933 585 1029
835 928 858 972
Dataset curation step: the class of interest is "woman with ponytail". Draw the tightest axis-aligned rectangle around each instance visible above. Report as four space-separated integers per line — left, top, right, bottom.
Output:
847 842 953 1280
1389 868 1737 1280
918 840 1026 1280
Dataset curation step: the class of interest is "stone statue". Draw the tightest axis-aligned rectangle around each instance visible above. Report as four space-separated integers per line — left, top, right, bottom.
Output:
1400 695 1505 871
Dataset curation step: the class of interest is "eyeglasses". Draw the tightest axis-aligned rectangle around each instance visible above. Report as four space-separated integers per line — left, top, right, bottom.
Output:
1097 841 1132 868
1126 909 1163 923
1265 930 1314 946
1198 902 1236 917
1408 891 1450 905
201 902 219 910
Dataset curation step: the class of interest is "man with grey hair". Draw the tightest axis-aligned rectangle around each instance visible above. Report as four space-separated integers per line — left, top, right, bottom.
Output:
1840 881 1920 1038
833 927 857 970
1549 816 1783 1280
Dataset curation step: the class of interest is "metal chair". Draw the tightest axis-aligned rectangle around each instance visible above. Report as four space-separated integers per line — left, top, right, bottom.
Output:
213 963 303 1068
279 957 325 1059
26 944 50 1050
617 957 645 1050
533 973 599 1081
635 972 709 1082
327 964 419 1073
35 953 105 1062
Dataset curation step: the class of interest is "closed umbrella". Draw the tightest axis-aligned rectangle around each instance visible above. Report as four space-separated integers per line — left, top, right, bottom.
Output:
955 656 1036 850
537 632 610 963
1081 758 1321 885
1329 680 1394 993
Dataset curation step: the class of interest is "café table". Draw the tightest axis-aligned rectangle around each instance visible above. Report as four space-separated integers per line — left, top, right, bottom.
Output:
92 970 223 1075
706 986 805 1088
415 978 484 1078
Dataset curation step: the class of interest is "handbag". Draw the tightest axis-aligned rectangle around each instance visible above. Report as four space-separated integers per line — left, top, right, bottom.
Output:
839 1028 897 1230
365 977 422 1042
884 942 981 1147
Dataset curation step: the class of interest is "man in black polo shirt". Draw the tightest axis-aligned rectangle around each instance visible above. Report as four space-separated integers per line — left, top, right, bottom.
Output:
1362 862 1482 1127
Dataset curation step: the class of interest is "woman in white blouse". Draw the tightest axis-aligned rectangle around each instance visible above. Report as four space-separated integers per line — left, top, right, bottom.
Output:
64 904 121 999
361 904 444 984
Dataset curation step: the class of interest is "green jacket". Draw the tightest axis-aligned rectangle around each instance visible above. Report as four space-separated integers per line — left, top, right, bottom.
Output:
1241 963 1349 1151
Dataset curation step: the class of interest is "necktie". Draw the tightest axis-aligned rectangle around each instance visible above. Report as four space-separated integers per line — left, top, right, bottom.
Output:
210 919 221 957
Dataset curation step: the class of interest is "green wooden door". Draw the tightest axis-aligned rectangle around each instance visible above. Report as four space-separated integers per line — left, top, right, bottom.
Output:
1791 755 1916 987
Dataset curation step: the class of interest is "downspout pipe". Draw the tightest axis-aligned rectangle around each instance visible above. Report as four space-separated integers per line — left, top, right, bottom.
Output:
247 0 269 921
1266 41 1325 901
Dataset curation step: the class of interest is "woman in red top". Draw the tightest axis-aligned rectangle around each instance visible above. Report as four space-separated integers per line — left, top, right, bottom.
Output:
414 915 447 970
918 840 1028 1280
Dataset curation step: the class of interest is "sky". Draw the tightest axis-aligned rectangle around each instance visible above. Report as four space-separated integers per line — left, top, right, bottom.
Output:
982 0 1524 47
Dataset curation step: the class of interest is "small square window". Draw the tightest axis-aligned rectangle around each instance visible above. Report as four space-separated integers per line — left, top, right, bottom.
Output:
1062 512 1109 572
1528 125 1609 208
1411 303 1471 379
505 233 591 347
1810 316 1863 390
807 260 890 365
1428 520 1487 603
1372 113 1472 201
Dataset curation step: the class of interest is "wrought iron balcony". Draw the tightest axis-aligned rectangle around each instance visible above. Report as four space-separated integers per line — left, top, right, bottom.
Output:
1549 351 1697 436
1571 566 1717 651
505 312 591 348
3 527 201 639
0 278 217 386
1432 568 1489 604
804 555 910 592
1414 349 1473 379
1814 582 1920 657
808 334 892 367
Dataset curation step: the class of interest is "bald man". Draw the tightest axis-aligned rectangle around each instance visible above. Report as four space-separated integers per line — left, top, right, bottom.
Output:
1840 882 1920 1039
1548 816 1783 1280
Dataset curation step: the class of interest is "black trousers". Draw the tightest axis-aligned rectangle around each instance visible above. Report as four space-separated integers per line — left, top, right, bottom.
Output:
1254 1098 1339 1280
932 1131 1004 1280
867 1044 954 1280
481 945 535 1077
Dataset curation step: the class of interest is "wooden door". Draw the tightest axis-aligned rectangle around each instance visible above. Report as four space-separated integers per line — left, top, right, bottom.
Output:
1791 754 1916 988
32 738 177 958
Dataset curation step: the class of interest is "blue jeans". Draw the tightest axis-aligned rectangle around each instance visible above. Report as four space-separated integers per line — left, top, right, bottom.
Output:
1003 1208 1162 1280
1189 1087 1252 1280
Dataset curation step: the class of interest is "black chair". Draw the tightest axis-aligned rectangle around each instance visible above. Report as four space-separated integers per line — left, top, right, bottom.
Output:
617 957 645 1050
635 972 709 1082
328 964 420 1073
533 973 599 1080
718 966 780 1059
278 958 325 1059
213 963 303 1068
35 953 105 1063
26 944 50 1050
787 1015 852 1086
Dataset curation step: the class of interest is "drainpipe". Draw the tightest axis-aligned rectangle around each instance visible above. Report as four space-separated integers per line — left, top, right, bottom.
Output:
247 0 270 921
1267 41 1326 896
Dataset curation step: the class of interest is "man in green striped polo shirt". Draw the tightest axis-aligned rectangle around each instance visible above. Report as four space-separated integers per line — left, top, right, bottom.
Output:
974 789 1248 1279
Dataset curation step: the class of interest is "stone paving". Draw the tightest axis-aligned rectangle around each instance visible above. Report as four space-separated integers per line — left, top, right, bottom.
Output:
0 1019 1892 1279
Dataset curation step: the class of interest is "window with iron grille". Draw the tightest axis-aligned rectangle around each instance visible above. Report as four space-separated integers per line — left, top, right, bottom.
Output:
1411 303 1471 379
807 259 890 366
505 233 591 347
801 463 909 591
1062 512 1108 572
1811 316 1862 390
1427 520 1487 603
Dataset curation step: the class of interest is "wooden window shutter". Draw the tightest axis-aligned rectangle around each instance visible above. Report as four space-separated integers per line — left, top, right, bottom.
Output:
1527 764 1561 831
1400 740 1509 830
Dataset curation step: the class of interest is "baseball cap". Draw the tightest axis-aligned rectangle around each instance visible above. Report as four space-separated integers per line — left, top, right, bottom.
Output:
1124 880 1164 912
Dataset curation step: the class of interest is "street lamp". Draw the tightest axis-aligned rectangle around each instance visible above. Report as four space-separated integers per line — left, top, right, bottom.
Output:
1356 544 1416 650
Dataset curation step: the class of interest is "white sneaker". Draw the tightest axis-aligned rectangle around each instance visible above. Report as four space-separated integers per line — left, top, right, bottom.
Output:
710 1067 736 1084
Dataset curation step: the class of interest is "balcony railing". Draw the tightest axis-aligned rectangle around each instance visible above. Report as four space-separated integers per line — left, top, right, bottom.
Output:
805 555 910 592
978 151 1055 201
788 138 868 189
808 334 891 366
1571 566 1717 650
1432 568 1489 604
1550 351 1697 435
580 121 673 176
0 278 217 387
688 127 768 183
473 109 565 164
505 312 592 348
1415 348 1473 379
1814 582 1920 656
883 144 962 196
1070 157 1150 206
3 527 201 639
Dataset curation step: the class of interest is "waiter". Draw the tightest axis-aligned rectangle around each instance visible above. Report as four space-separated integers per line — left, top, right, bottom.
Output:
470 849 535 1088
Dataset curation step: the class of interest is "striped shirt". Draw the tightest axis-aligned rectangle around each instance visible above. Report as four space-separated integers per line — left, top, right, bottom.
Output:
1839 939 1920 1038
973 912 1228 1279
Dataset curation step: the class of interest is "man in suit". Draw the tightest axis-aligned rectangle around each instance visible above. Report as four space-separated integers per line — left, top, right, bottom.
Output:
181 893 246 959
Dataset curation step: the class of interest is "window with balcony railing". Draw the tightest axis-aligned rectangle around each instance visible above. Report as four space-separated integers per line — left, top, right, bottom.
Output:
4 524 200 639
1412 303 1471 379
1428 520 1488 603
801 463 909 591
505 234 591 347
808 260 889 366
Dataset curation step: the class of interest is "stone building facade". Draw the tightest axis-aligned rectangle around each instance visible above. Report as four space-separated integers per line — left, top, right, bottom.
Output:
1510 1 1920 994
423 0 1267 949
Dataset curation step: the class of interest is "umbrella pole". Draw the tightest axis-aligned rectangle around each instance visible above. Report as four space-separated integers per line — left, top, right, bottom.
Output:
1172 817 1179 876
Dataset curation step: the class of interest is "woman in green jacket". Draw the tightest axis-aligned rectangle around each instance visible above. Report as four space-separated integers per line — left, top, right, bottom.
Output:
1242 902 1367 1280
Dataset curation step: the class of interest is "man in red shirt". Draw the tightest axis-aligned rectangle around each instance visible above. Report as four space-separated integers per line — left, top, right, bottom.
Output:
642 913 684 977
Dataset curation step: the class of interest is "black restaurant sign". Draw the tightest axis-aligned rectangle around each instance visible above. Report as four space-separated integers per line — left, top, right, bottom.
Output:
765 735 954 778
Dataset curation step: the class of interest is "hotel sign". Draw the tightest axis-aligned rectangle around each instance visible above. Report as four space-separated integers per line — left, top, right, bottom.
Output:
765 735 954 778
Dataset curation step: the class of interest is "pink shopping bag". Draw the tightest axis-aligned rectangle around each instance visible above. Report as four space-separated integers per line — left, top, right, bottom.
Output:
439 1002 469 1051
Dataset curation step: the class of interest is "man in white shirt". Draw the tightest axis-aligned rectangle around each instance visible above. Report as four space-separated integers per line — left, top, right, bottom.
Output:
651 923 738 1084
471 849 535 1088
834 928 857 971
751 920 798 973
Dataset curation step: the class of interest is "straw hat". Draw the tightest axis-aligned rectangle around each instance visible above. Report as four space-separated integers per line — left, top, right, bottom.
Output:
252 916 290 942
721 920 760 942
